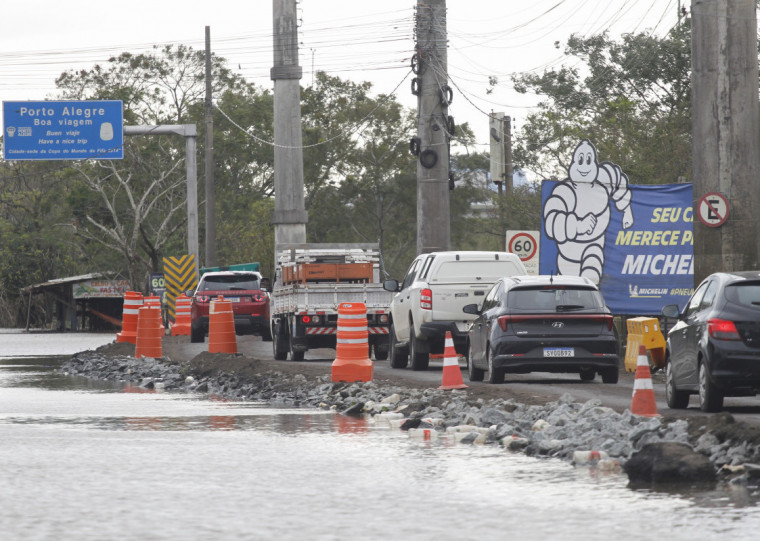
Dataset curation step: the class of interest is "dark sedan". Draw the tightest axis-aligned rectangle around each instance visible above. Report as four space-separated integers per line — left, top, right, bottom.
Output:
661 271 760 412
463 275 619 384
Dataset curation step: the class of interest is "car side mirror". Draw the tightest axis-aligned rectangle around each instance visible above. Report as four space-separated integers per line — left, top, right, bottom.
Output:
260 277 271 292
661 304 681 319
185 289 194 297
462 303 480 315
383 279 400 293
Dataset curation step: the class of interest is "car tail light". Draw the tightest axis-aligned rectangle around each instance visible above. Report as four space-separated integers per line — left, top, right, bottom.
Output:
301 315 311 324
420 288 433 310
253 294 265 302
196 295 210 303
708 318 741 340
595 314 614 331
497 315 512 332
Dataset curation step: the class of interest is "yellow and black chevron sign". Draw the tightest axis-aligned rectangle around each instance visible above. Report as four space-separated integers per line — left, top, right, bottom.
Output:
163 254 198 321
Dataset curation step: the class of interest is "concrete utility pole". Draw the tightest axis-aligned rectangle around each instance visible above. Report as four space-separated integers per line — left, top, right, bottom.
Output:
414 0 450 254
204 26 216 267
691 0 760 283
271 0 307 251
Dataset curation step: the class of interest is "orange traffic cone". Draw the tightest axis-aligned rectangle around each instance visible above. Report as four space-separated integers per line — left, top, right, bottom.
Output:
144 295 165 335
631 344 659 417
331 302 373 382
208 296 237 354
135 305 163 358
170 294 192 336
116 291 143 344
439 331 468 390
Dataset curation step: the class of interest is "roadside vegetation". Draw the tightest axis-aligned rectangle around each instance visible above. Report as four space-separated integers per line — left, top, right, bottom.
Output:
0 19 692 327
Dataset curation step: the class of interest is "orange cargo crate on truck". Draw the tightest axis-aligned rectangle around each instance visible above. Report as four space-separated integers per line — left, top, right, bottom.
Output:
282 263 373 284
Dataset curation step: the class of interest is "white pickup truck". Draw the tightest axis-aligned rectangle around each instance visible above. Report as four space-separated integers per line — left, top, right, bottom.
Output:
383 251 526 370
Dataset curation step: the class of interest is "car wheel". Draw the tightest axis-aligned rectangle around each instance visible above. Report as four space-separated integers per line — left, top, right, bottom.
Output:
190 322 204 343
579 368 596 381
600 366 619 384
484 346 504 384
272 321 288 361
467 341 484 382
665 359 689 409
409 330 429 371
699 361 723 412
261 324 273 342
388 323 408 369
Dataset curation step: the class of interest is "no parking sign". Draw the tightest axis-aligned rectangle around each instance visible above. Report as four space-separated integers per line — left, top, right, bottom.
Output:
506 230 539 275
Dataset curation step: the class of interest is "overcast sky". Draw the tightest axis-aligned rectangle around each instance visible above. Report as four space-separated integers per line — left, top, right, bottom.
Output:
0 1 680 152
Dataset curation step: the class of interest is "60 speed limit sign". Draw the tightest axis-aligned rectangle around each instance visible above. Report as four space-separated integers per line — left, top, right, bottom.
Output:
506 230 539 274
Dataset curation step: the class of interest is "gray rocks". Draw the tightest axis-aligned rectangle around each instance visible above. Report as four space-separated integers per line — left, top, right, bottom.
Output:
624 442 716 486
59 350 760 484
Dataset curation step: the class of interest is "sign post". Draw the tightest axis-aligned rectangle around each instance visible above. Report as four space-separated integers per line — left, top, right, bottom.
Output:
3 100 124 160
506 230 539 275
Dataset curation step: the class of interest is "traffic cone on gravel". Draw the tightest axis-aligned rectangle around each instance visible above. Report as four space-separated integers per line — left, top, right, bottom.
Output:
208 296 237 354
438 331 468 390
116 291 143 344
331 302 373 382
631 344 659 417
135 305 163 359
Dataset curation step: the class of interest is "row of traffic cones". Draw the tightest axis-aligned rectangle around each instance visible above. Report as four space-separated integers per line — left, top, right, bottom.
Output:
116 292 238 357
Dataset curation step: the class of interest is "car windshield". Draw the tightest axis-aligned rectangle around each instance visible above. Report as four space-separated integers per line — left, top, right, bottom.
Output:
200 275 260 291
725 282 760 308
508 286 603 311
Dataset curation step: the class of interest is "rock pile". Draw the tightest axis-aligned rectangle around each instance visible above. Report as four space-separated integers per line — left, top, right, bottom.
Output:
61 348 760 489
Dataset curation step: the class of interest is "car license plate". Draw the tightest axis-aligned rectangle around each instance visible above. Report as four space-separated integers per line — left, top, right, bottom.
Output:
544 347 574 357
227 297 241 303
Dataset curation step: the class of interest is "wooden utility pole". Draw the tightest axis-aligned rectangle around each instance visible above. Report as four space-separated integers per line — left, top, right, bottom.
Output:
691 0 760 283
414 0 450 254
271 0 307 250
204 26 216 267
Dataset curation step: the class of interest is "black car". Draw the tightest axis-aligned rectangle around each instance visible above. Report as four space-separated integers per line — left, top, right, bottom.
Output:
661 271 760 412
463 275 619 384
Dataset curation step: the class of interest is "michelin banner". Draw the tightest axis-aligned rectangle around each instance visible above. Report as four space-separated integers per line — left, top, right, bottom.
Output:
539 140 693 315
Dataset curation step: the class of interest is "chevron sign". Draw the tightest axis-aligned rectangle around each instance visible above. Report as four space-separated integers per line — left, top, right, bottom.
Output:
162 254 198 321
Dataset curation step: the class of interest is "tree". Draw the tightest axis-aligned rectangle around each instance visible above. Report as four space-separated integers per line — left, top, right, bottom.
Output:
55 45 245 289
511 21 691 184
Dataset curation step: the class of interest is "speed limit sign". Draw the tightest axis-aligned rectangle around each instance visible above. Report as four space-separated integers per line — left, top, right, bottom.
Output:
506 230 539 274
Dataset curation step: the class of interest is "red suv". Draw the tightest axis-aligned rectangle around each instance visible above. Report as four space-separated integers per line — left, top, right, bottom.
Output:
190 271 271 343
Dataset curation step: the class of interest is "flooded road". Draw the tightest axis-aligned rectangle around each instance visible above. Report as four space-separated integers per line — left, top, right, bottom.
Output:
2 331 760 540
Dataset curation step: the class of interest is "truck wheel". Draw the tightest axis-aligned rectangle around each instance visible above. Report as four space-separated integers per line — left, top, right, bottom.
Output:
388 323 408 369
272 322 288 361
190 322 204 343
289 331 305 362
409 331 429 371
373 344 389 361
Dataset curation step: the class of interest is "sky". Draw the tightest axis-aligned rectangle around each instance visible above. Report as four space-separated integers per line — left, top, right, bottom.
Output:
0 0 681 156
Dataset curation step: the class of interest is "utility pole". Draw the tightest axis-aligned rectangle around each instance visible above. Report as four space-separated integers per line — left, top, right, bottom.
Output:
204 26 216 267
489 112 505 196
414 0 450 254
504 115 513 194
691 0 760 283
271 0 307 253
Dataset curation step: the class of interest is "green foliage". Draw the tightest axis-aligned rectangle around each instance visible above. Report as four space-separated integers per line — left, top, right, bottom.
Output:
512 21 692 183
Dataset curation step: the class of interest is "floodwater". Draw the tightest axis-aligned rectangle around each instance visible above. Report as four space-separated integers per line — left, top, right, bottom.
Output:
2 331 760 540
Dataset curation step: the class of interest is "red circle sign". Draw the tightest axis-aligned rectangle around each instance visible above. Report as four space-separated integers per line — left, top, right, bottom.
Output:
697 192 729 228
508 232 538 262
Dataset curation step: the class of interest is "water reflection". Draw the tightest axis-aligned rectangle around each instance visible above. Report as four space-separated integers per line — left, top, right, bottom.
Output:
2 354 760 540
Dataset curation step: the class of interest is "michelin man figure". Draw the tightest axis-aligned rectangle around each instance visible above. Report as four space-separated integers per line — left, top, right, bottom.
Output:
543 139 633 284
